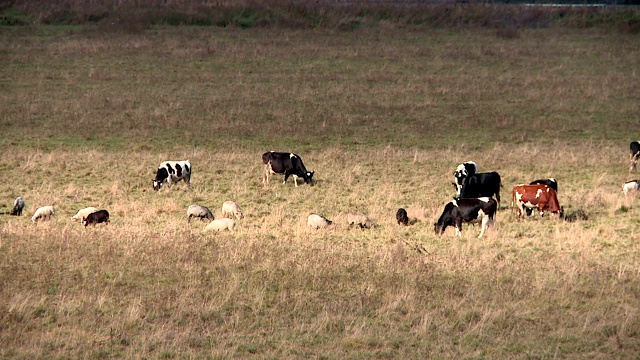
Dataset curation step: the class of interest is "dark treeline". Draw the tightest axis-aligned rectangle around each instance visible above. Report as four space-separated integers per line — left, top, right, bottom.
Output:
0 0 638 31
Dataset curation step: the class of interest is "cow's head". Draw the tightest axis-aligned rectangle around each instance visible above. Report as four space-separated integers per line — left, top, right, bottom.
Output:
305 171 315 185
152 179 162 191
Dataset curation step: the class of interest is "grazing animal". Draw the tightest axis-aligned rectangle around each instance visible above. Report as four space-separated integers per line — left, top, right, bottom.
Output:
262 151 314 187
307 214 332 229
630 141 640 172
453 161 478 196
396 208 409 226
203 218 236 232
622 180 640 197
347 212 375 229
435 197 497 238
152 160 191 191
512 184 563 220
82 209 110 227
221 201 243 220
11 197 25 216
459 172 502 205
71 207 99 222
187 205 214 223
526 179 558 216
31 205 55 223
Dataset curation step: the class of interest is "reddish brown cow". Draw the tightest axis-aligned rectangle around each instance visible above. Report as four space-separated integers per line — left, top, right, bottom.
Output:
512 184 563 220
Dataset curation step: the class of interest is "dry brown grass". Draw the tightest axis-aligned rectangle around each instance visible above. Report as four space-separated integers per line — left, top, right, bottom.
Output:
1 26 640 358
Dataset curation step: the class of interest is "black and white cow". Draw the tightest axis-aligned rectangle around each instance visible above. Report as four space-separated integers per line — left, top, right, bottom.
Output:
630 141 640 173
262 151 314 187
453 161 478 197
459 171 502 205
435 197 497 238
152 160 191 191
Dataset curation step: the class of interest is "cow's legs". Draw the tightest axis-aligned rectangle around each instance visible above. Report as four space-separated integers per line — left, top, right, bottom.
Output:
478 215 489 238
184 175 191 191
455 218 463 237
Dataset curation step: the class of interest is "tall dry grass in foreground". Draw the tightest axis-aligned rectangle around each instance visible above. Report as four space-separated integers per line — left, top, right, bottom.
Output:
1 26 640 358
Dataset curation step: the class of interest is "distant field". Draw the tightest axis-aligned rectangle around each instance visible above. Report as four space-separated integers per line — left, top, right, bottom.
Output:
1 25 640 358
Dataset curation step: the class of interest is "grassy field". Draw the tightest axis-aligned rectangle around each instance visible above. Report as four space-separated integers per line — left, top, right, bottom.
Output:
1 24 640 358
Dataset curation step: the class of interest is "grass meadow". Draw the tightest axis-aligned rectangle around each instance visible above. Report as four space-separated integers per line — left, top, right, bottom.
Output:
1 24 640 358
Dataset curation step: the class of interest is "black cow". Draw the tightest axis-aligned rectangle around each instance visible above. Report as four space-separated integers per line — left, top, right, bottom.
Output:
630 141 640 173
435 197 497 238
262 151 314 187
82 209 110 227
459 172 502 205
453 161 478 197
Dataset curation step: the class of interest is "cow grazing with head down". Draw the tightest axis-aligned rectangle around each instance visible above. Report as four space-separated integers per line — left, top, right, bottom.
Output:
630 141 640 173
435 197 497 238
152 160 191 191
453 161 477 197
512 184 562 220
262 151 314 187
459 172 502 205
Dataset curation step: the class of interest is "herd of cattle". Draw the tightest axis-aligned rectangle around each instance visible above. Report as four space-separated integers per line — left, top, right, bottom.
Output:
6 144 640 238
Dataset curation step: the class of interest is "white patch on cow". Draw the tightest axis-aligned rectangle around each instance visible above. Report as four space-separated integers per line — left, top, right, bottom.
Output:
515 192 523 202
452 199 458 207
549 178 556 182
535 189 542 198
478 197 490 203
290 153 296 159
546 188 550 192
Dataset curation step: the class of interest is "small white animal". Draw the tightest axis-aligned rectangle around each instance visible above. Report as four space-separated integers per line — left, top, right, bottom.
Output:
31 205 56 223
307 214 332 229
11 197 25 216
203 218 236 232
622 180 640 197
71 207 99 222
347 212 375 229
221 201 243 220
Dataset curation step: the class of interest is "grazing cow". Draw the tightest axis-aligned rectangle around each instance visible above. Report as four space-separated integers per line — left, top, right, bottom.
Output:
526 179 558 216
187 205 214 223
31 205 55 223
152 160 191 191
221 201 243 220
630 141 640 172
11 197 25 216
622 180 640 197
82 209 110 227
453 161 478 196
512 184 563 220
459 172 502 205
262 151 314 187
71 207 99 222
435 197 497 238
307 214 332 229
396 208 409 226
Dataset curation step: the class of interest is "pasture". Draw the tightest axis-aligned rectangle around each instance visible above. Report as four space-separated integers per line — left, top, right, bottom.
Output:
1 25 640 358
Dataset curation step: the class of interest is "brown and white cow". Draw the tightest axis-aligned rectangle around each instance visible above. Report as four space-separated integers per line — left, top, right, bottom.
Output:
512 184 563 220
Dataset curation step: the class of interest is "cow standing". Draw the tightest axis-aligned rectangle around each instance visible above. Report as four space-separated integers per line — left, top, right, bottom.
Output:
152 160 191 191
630 141 640 173
459 172 502 205
453 161 478 197
512 184 562 220
262 151 314 187
435 197 497 238
526 178 558 216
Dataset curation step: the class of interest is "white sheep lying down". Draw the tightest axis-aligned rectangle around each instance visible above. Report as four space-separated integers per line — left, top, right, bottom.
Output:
32 205 56 223
187 205 214 222
347 212 375 229
203 218 236 232
307 214 332 229
71 207 99 222
221 201 243 220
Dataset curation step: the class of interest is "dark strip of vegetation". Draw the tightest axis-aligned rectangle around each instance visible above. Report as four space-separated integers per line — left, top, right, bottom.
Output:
1 0 639 32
